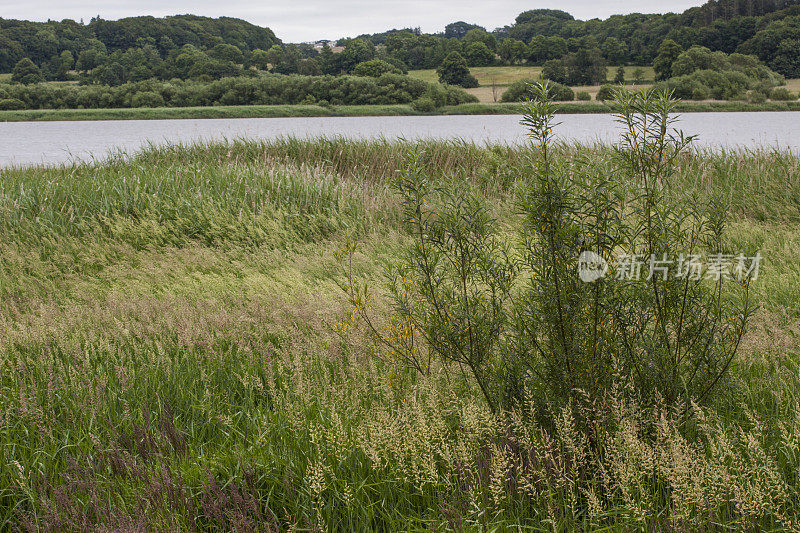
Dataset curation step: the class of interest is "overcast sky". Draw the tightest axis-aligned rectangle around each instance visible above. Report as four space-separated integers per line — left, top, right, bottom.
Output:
1 1 702 42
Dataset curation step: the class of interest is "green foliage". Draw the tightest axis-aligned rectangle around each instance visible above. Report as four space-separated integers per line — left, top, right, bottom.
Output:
770 86 797 100
658 49 784 101
749 90 768 103
352 59 401 77
497 38 528 64
576 90 591 101
563 48 607 85
672 46 784 87
614 65 625 83
464 41 494 67
444 21 484 39
382 56 409 74
1 1 798 85
527 35 568 64
11 57 43 84
354 153 517 410
340 39 376 72
436 52 478 88
602 36 628 64
541 59 567 83
738 18 800 78
596 84 615 100
540 50 607 86
653 39 683 81
463 28 497 51
0 97 25 110
410 96 436 112
353 84 753 415
501 78 573 102
130 90 165 108
0 73 477 110
208 43 244 64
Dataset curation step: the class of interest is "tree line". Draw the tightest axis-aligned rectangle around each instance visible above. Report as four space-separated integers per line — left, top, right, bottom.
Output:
0 73 478 110
349 0 800 77
1 0 798 93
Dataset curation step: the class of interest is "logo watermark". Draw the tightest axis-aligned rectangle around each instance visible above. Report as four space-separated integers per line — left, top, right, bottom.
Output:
578 250 609 283
578 252 761 283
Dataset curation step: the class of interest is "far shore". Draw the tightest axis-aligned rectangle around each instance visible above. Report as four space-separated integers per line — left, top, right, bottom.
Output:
2 101 800 122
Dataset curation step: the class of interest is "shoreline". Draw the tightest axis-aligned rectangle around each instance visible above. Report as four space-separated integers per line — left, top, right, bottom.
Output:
2 101 800 122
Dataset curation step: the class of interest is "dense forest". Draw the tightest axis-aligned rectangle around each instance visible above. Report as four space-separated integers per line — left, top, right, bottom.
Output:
0 0 798 98
0 15 282 79
350 0 800 76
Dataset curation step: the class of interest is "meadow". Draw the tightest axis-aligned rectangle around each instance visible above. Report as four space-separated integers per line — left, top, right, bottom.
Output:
408 65 657 86
409 65 658 102
1 126 799 530
409 65 800 104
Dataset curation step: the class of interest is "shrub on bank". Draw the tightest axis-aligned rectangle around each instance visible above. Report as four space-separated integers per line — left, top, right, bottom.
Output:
411 97 436 112
749 90 767 104
596 84 615 100
130 91 166 108
656 50 784 101
0 97 25 110
0 73 478 110
501 79 573 102
770 87 797 101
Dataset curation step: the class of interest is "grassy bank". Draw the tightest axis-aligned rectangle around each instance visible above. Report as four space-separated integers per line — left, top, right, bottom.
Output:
3 99 800 122
1 137 799 530
0 104 415 122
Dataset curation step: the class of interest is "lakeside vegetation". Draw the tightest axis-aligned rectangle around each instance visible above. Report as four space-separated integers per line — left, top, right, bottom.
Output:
2 87 800 529
4 98 800 122
0 74 478 111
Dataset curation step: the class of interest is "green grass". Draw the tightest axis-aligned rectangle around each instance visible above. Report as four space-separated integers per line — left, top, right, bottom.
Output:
1 138 799 530
409 65 657 86
0 103 417 122
784 78 800 95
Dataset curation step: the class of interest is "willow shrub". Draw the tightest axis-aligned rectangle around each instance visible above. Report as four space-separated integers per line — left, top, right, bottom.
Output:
345 83 755 413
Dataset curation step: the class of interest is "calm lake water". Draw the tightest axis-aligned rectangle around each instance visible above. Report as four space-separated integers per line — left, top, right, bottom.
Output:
1 112 799 167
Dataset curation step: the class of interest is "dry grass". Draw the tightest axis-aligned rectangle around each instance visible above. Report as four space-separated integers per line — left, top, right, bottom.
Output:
783 78 800 95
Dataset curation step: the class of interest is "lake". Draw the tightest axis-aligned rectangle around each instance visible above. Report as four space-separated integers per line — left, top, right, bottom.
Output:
1 111 799 167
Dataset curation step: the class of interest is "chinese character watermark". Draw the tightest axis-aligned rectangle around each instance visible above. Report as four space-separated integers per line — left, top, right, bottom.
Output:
577 251 761 283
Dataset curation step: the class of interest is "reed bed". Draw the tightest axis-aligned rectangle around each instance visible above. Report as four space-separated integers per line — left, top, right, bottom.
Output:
0 138 798 531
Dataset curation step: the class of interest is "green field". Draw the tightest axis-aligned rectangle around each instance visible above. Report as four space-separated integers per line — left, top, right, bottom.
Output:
1 116 800 529
409 65 657 86
785 77 800 94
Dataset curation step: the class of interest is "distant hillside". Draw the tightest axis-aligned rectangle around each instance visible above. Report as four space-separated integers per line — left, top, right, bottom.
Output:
1 0 798 81
0 15 280 72
347 0 800 76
